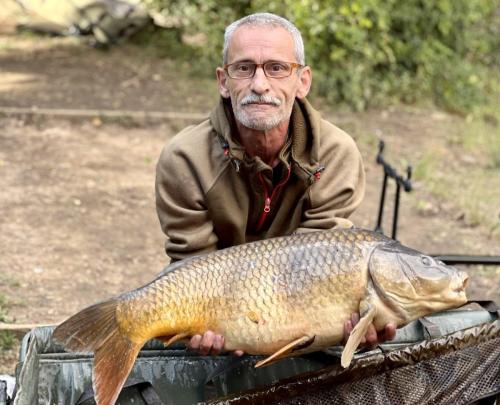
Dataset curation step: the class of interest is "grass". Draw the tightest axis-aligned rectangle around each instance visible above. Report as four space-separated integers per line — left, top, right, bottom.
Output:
0 293 15 352
412 103 500 236
0 273 20 288
412 151 440 184
327 87 500 239
451 106 500 166
0 294 8 321
0 279 20 352
0 276 21 373
353 131 379 151
0 331 15 352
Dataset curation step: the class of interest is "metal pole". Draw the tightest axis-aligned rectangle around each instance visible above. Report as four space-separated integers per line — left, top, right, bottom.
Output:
392 183 401 240
434 255 500 266
375 173 388 234
375 140 387 234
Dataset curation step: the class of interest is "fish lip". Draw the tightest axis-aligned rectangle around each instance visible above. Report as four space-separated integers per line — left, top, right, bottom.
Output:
452 272 469 294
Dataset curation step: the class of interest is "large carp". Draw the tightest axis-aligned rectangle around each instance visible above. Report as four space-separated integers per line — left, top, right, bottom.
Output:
54 228 468 405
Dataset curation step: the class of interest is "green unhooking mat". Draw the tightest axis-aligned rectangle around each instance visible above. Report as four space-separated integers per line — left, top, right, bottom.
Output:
11 302 500 405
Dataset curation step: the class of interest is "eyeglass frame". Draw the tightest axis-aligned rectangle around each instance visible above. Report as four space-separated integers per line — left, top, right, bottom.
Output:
223 60 305 79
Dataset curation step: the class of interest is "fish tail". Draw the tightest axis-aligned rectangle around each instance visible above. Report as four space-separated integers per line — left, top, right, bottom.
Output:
93 327 142 405
53 299 143 405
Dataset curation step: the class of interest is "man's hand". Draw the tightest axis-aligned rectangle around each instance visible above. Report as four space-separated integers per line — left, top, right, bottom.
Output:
188 331 244 356
343 313 396 346
189 316 394 356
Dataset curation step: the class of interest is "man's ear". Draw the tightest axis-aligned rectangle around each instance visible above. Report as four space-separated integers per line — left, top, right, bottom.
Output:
296 66 312 99
216 67 230 98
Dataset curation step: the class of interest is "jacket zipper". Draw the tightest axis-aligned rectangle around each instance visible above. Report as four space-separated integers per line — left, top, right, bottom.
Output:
255 166 292 231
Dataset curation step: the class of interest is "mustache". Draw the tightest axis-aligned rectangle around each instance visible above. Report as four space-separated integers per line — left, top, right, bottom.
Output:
240 94 282 106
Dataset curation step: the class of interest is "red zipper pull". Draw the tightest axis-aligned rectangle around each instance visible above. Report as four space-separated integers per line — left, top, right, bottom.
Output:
264 197 271 213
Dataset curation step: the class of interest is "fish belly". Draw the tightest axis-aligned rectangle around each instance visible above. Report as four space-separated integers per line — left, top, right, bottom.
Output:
212 272 366 354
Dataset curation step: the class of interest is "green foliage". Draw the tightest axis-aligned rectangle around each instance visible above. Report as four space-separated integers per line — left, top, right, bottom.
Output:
0 294 8 322
0 293 14 351
143 0 499 112
0 331 14 351
130 24 200 60
413 151 440 182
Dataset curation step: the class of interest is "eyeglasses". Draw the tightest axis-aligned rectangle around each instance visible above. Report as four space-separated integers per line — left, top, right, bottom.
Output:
224 61 304 79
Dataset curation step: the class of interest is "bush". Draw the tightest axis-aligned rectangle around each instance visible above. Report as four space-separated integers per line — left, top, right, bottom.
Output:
0 294 15 351
143 0 499 112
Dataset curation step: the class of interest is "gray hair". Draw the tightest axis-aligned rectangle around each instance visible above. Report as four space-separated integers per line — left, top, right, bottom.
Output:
222 13 305 65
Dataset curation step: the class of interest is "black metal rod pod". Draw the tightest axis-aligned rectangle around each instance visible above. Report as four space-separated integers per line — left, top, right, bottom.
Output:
374 140 412 240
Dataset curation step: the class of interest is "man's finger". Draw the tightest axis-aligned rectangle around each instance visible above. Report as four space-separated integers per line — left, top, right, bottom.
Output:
211 334 224 355
343 320 352 344
346 320 353 334
200 331 215 355
351 312 360 327
365 323 378 346
349 313 366 344
234 350 244 357
385 323 397 341
189 334 202 350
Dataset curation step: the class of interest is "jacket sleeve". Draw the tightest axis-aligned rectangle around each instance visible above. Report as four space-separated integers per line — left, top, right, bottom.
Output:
295 125 366 232
155 139 219 262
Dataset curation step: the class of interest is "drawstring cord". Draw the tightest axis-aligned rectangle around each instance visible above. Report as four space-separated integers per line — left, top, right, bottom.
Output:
312 165 325 180
219 136 241 172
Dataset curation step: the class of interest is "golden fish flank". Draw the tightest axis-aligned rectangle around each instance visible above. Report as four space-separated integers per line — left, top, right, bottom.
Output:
53 228 468 405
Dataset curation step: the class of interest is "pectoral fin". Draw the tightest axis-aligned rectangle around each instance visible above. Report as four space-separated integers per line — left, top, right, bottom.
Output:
158 332 190 347
255 335 315 368
341 306 376 368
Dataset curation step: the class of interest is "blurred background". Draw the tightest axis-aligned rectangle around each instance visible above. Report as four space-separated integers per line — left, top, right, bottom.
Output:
0 0 499 374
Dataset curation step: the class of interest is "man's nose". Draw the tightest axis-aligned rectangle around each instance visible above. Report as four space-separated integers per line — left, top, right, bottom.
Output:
250 66 270 94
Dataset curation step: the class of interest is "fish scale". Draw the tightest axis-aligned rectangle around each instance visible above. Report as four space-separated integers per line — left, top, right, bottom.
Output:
152 230 364 347
54 228 468 405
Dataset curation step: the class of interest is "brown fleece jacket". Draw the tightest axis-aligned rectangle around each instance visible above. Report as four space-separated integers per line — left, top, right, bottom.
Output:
155 97 365 261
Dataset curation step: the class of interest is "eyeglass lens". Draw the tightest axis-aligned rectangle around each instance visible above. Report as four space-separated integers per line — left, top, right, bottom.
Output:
228 62 294 78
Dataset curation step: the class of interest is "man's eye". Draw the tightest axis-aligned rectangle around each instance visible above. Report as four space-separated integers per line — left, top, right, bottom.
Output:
269 63 287 71
236 64 252 71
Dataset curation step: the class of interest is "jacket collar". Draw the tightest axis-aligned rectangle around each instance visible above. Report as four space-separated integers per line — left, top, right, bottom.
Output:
209 97 322 176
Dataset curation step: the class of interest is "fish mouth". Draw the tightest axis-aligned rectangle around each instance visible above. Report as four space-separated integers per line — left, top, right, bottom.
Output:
453 272 469 293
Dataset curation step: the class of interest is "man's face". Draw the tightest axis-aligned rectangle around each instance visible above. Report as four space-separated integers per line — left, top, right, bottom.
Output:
217 25 311 131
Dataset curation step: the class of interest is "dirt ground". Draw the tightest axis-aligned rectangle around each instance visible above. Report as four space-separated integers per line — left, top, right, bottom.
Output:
1 34 499 374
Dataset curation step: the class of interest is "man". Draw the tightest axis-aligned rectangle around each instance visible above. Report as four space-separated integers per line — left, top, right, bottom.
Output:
155 13 395 357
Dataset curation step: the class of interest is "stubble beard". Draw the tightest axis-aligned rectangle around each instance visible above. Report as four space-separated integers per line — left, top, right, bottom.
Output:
231 93 294 131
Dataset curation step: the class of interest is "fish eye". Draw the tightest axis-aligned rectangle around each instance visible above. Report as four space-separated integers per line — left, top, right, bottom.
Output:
421 256 432 266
